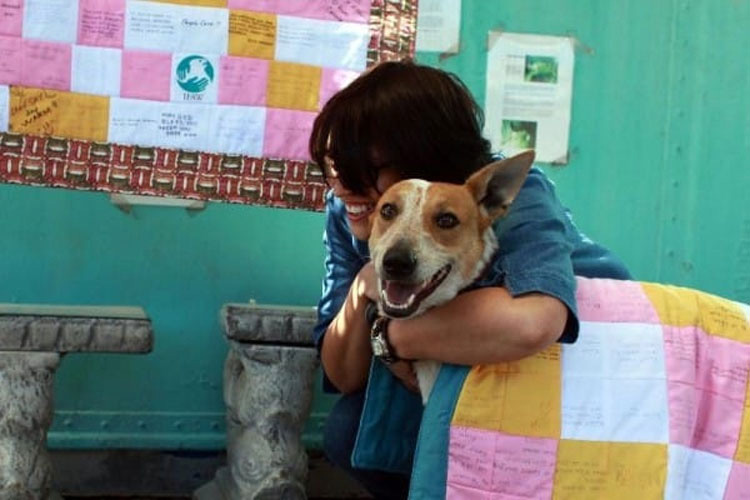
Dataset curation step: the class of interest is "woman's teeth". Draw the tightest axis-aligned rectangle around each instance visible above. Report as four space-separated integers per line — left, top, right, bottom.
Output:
346 204 372 216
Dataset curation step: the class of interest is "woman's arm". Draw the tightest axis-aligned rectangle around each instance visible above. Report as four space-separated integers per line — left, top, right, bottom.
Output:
388 287 568 364
320 264 376 394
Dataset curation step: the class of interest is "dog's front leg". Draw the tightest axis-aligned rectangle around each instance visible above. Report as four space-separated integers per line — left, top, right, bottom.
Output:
413 360 441 404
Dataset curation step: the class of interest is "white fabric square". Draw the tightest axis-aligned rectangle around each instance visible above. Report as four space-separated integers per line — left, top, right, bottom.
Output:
23 0 79 43
665 444 732 500
562 322 668 442
208 105 266 156
71 45 122 96
275 15 368 71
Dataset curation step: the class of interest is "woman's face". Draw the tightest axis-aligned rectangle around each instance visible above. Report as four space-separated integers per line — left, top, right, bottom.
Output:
324 156 401 241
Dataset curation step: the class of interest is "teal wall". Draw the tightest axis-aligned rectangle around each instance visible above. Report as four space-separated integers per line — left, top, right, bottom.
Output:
1 0 749 450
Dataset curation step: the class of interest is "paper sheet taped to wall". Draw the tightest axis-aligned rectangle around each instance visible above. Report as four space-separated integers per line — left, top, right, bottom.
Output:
484 32 574 164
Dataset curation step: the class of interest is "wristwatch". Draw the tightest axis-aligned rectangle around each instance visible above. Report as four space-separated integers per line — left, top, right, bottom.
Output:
366 302 399 364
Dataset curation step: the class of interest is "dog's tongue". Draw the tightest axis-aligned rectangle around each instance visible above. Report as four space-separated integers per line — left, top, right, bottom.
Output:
384 281 419 306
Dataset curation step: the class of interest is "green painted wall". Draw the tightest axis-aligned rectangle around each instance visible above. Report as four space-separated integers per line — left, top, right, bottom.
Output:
1 0 748 450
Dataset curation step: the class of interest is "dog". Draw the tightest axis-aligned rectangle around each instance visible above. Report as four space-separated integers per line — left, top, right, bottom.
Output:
368 151 535 403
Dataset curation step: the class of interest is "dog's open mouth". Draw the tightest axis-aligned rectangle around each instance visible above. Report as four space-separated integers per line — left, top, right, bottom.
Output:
380 264 452 318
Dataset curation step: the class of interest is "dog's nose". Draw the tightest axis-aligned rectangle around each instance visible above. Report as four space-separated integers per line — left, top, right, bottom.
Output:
382 244 417 280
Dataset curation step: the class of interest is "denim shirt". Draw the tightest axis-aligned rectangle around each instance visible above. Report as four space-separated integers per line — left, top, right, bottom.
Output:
313 166 631 392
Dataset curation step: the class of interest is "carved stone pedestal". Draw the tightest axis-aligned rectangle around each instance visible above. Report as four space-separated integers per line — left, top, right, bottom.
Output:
195 305 318 500
0 305 153 500
0 352 59 500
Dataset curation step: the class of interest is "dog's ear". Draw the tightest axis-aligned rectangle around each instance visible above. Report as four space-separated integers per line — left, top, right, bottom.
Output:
466 150 535 221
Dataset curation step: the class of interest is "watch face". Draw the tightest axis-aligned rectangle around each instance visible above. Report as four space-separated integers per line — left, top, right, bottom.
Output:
371 336 387 357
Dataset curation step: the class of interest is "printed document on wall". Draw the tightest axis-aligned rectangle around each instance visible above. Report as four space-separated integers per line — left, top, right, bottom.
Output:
415 0 461 53
485 32 574 164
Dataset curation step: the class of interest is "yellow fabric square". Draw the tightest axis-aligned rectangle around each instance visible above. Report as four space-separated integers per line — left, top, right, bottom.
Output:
155 0 227 7
452 344 561 438
642 282 750 342
736 377 750 463
266 61 322 112
228 10 276 59
553 440 667 500
10 88 109 142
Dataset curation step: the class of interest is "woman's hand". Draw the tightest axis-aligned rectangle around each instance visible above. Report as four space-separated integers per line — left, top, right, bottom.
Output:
352 262 379 305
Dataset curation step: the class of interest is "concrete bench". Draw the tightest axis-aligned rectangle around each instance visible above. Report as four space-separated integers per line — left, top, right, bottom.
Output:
195 303 319 500
0 304 153 500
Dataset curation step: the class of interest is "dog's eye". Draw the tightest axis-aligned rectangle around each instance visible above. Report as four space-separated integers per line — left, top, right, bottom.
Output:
380 203 398 220
435 212 459 229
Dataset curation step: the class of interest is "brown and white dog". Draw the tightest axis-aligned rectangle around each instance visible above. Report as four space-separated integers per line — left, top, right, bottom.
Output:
368 151 536 403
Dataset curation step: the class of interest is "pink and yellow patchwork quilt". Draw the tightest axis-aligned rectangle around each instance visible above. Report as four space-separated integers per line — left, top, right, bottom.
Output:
442 278 750 499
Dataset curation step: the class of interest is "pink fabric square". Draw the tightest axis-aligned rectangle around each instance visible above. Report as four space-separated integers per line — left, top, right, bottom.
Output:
121 50 171 101
218 56 268 106
0 0 23 37
725 461 750 500
447 427 557 498
489 433 557 498
448 426 496 491
228 0 371 23
21 40 71 91
319 67 358 109
78 0 126 48
263 108 315 161
666 328 748 457
575 277 660 323
0 35 21 85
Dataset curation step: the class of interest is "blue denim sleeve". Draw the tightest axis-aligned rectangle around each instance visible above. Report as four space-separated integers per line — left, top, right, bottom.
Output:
487 168 580 343
314 194 368 392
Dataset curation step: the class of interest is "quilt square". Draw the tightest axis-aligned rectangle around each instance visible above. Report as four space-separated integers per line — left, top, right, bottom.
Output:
452 345 561 438
576 278 660 324
664 444 732 500
121 50 172 101
77 0 126 48
643 283 750 343
71 45 122 96
263 108 315 160
447 427 557 499
228 10 276 59
20 40 72 91
218 55 269 106
553 440 667 500
266 61 321 111
0 0 23 37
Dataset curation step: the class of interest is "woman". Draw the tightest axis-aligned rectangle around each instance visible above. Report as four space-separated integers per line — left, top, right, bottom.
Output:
309 60 630 499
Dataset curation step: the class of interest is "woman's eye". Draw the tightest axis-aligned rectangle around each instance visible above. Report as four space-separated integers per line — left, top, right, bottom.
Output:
380 203 398 220
435 212 459 229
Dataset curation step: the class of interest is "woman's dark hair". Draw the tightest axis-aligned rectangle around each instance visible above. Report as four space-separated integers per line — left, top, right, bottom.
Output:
309 60 492 195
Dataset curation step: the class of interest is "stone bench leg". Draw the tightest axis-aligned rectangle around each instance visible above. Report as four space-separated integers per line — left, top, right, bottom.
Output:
195 341 318 500
0 352 60 500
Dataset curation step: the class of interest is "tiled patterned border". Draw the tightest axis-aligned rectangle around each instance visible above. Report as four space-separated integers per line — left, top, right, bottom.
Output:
0 0 418 211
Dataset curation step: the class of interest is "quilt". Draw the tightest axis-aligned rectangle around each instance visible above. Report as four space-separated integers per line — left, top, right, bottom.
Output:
403 278 750 499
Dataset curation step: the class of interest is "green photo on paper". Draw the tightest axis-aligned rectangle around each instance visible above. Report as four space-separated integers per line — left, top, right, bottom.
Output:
524 55 558 83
